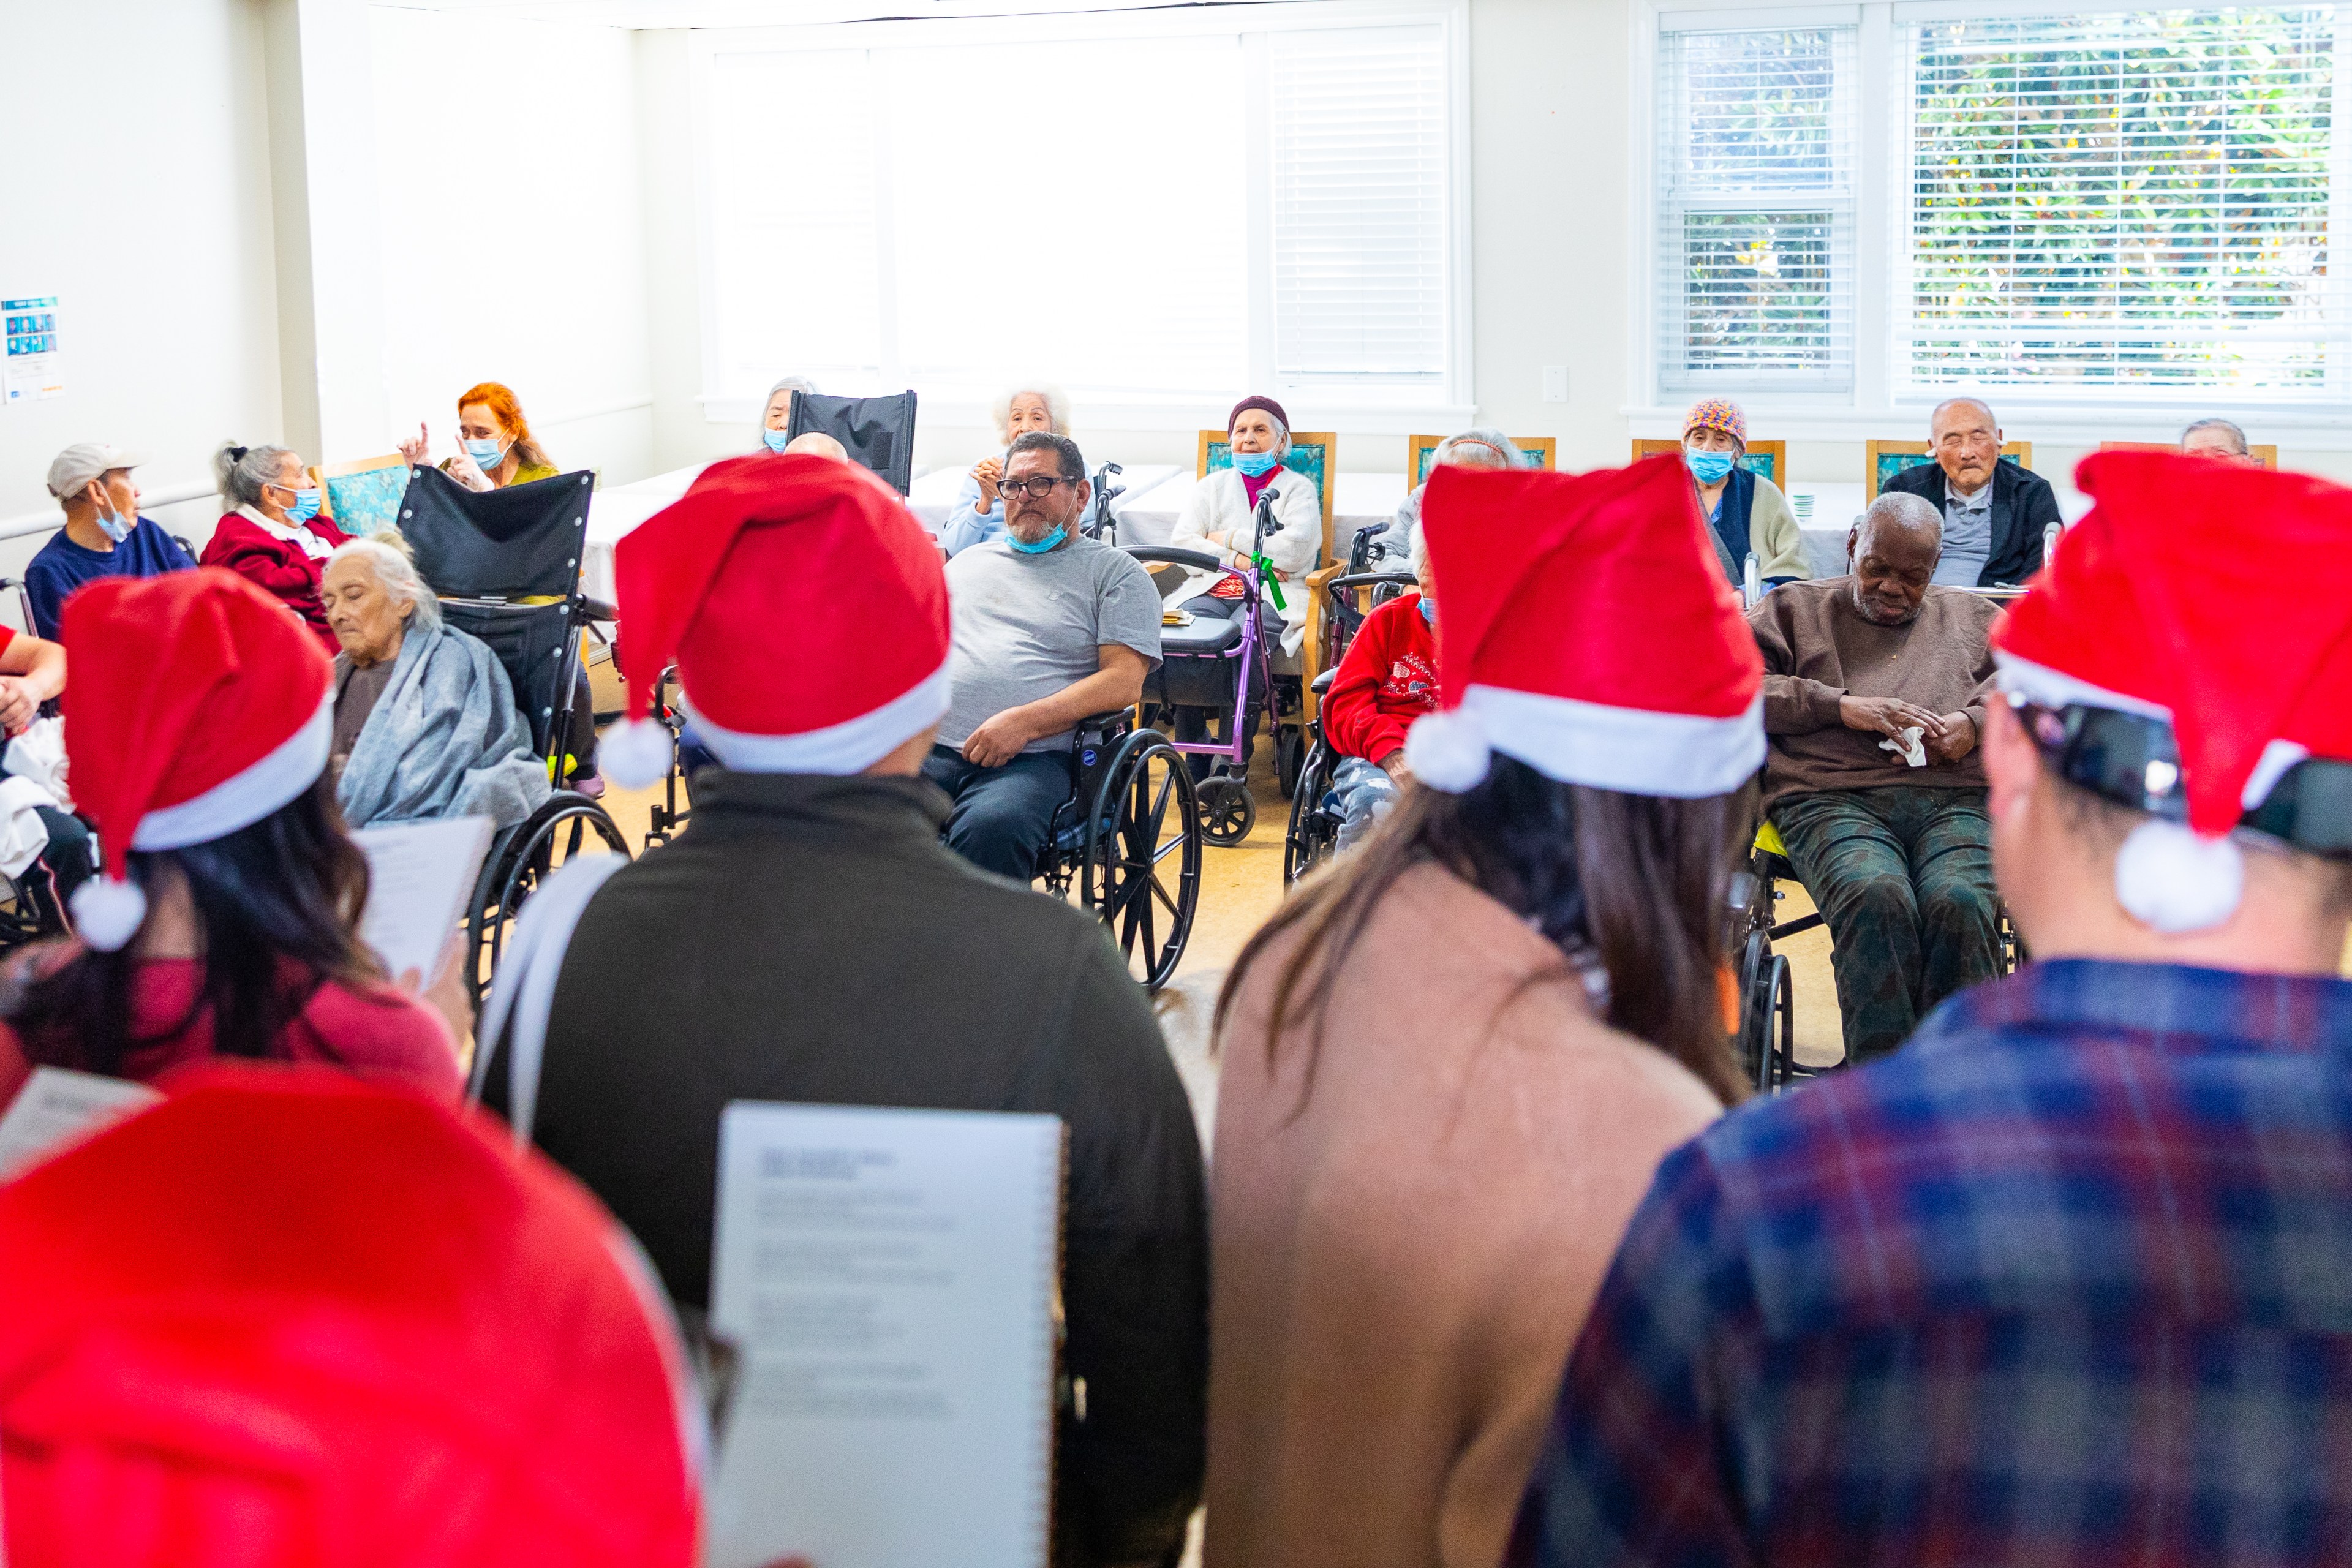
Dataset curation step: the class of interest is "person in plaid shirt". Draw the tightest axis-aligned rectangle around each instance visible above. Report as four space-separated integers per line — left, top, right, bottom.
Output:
1509 451 2352 1567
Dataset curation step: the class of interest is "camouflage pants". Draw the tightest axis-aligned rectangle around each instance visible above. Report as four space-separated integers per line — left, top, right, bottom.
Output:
1771 786 2002 1065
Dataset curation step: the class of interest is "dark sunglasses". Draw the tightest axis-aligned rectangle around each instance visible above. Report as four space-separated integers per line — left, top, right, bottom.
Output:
2013 699 2352 858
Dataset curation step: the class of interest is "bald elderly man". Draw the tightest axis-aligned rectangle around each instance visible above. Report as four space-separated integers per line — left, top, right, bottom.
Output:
1879 396 2062 588
1747 493 2005 1064
781 431 848 461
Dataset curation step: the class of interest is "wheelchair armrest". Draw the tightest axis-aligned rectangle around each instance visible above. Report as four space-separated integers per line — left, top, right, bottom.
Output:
578 593 618 623
1310 668 1337 695
1124 546 1227 573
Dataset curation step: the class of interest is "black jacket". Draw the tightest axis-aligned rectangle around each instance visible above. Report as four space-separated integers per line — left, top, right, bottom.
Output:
481 770 1206 1567
1879 457 2060 587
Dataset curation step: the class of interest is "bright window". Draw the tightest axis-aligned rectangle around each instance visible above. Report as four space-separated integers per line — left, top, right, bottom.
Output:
1654 23 1857 393
697 7 1462 416
1902 9 2337 397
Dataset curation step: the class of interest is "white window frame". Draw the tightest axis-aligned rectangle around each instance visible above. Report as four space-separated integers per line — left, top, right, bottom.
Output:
1629 0 2352 446
688 0 1474 434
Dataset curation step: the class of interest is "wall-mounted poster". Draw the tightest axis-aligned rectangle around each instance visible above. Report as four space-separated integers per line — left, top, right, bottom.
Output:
3 296 62 404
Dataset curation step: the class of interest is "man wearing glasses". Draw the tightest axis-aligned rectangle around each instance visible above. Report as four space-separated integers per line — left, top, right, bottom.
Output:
925 430 1163 881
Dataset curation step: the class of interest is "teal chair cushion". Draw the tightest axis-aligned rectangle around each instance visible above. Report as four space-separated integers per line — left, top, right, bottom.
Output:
325 466 413 535
1207 440 1329 502
1415 442 1555 483
1877 452 2029 492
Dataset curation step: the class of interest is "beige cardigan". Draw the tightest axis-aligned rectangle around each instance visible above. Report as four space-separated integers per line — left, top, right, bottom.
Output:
1205 862 1721 1568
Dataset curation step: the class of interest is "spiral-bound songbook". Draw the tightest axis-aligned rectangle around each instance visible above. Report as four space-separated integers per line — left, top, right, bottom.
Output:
704 1101 1066 1568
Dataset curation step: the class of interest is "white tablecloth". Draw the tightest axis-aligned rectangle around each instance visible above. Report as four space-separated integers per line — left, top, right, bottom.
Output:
905 462 1180 531
1115 470 1410 562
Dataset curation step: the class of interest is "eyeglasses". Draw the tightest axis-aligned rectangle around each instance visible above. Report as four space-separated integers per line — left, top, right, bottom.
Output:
1000 475 1076 500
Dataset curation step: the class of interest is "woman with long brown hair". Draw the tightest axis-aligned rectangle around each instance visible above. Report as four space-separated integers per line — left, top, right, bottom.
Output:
1204 456 1763 1568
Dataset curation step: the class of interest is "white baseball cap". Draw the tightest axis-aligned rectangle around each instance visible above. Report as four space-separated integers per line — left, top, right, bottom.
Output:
46 443 145 499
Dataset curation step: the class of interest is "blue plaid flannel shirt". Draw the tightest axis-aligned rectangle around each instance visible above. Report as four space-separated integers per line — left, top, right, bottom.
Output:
1510 957 2352 1567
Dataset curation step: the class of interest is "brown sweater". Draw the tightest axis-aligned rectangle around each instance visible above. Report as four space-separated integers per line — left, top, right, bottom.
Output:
1748 579 2000 810
1206 863 1721 1568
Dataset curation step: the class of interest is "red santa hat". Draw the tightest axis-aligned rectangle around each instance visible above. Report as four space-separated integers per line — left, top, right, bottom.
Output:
1404 457 1765 795
0 1066 702 1567
59 569 336 951
599 453 951 787
1992 451 2352 933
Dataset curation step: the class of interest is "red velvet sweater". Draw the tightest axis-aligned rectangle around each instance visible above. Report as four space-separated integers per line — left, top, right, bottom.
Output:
1323 592 1440 764
200 511 350 651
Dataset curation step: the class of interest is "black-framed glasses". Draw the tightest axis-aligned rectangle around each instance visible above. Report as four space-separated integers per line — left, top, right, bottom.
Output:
1000 475 1074 500
2013 698 2352 858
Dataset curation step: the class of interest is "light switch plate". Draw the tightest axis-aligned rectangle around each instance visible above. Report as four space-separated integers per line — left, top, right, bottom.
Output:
1542 365 1569 402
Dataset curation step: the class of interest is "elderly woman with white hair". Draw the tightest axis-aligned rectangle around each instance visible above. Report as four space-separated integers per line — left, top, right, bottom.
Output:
321 533 551 832
940 383 1073 556
1171 396 1322 657
1393 427 1532 568
755 376 820 454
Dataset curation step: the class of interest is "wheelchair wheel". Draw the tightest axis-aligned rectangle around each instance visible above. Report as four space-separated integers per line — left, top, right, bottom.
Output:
1283 736 1340 885
468 792 631 1003
1197 775 1256 846
1274 724 1305 800
1081 733 1202 991
1735 925 1801 1095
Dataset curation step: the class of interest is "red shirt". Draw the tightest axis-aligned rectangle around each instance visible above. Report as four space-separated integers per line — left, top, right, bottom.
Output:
199 511 350 651
1324 591 1440 763
0 956 461 1105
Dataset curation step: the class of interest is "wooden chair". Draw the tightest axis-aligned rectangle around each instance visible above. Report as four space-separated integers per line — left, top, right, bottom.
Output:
312 453 414 535
1631 438 1787 486
1197 431 1339 728
1408 434 1558 484
2098 439 2278 470
1865 440 2034 498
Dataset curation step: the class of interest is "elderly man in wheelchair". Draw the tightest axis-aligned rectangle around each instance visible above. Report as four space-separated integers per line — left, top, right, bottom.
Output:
1746 491 2005 1065
925 431 1165 883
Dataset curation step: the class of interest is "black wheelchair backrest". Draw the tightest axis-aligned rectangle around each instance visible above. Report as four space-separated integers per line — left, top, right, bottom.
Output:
440 598 575 764
398 465 594 601
788 390 918 496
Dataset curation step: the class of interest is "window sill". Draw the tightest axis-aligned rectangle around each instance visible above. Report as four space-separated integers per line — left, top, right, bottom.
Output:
1625 401 2352 450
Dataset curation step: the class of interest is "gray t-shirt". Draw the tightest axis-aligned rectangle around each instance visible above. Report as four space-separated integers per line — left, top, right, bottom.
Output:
1934 481 1994 586
940 535 1164 752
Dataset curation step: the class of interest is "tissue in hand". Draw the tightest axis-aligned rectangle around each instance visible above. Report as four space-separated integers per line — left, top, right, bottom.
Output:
1879 726 1928 768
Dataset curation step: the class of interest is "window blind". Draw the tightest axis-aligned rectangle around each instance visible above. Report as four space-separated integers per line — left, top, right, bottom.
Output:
1656 25 1857 392
1903 9 2338 395
1271 24 1450 382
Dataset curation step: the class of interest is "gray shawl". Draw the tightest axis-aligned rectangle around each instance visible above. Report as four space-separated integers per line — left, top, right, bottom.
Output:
335 621 551 831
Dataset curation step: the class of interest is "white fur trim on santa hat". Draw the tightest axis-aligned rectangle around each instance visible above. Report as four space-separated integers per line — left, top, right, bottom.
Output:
1409 684 1765 798
1992 651 2171 723
130 696 332 853
599 717 673 791
2115 818 2245 934
1404 707 1493 793
680 655 952 777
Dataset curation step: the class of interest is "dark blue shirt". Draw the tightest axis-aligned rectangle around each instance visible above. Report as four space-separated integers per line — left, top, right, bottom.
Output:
24 519 197 638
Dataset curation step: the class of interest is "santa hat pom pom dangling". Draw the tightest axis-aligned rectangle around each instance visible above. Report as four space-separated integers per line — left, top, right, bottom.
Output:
598 716 672 791
2114 818 2244 935
70 876 149 953
1404 707 1493 794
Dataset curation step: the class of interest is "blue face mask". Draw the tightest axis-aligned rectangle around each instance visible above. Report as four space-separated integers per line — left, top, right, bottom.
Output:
1418 597 1436 627
1232 449 1281 478
761 428 793 454
1684 446 1736 486
284 486 322 524
463 437 507 471
1008 525 1067 555
96 505 134 544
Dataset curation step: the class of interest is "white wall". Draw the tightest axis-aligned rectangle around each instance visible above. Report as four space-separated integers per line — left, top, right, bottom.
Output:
0 0 283 578
371 7 655 486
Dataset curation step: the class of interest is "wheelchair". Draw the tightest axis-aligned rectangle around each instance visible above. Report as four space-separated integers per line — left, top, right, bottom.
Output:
1730 818 2027 1094
1132 543 1281 848
394 465 632 1001
1282 562 1419 885
1033 709 1204 991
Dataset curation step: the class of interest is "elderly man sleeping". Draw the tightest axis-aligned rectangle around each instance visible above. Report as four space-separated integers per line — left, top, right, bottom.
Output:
322 534 551 831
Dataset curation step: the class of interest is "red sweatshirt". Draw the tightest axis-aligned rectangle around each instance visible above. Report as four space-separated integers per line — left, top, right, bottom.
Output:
1324 591 1439 764
202 511 350 652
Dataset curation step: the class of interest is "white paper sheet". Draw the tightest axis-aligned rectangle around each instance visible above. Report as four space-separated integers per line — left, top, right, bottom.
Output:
0 1066 162 1180
350 816 495 983
706 1101 1065 1568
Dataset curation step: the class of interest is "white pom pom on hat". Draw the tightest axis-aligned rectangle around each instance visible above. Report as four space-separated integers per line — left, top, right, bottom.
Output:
598 716 671 791
69 876 149 953
1404 707 1493 793
2113 818 2245 935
